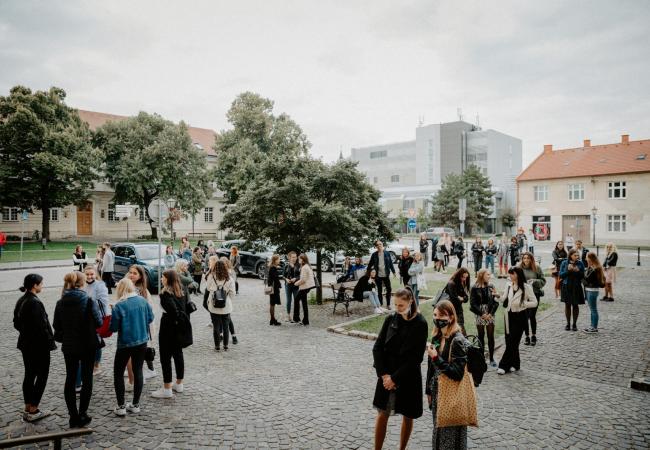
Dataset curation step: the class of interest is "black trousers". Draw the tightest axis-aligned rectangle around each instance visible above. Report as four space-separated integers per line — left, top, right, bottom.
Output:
211 313 231 348
525 294 541 337
499 311 527 371
473 256 483 273
192 274 202 292
293 289 310 325
375 276 392 307
102 272 113 293
457 256 464 269
159 339 184 384
113 344 146 406
21 349 50 406
63 350 95 419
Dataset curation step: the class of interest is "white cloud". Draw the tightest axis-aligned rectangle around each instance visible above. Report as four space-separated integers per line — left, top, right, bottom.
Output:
1 0 648 166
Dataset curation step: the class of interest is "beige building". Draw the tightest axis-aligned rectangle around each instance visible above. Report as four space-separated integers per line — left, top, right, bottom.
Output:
517 135 650 246
0 110 224 240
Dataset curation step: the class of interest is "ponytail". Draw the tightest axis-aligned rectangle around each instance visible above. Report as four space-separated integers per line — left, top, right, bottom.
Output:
20 273 43 293
395 287 418 320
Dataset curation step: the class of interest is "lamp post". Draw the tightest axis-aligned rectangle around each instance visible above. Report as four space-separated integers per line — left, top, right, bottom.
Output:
167 198 176 244
591 206 598 247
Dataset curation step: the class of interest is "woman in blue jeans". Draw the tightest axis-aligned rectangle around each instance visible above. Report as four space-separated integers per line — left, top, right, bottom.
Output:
583 252 606 333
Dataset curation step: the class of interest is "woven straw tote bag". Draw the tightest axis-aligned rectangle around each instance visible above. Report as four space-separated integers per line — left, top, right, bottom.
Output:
435 339 479 428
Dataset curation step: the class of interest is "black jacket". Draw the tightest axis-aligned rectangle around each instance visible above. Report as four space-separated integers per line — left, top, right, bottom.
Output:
283 263 301 286
552 248 568 268
445 280 468 325
425 331 467 395
353 275 376 301
367 251 396 277
267 266 281 294
584 267 605 289
372 313 428 419
485 244 497 256
53 289 102 354
14 292 56 352
453 241 465 257
604 252 618 268
419 239 429 253
397 256 414 279
469 285 499 316
160 290 192 346
471 243 485 257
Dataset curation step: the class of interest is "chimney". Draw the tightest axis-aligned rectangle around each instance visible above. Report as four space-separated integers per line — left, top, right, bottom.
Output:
621 134 629 144
544 144 553 154
583 139 591 147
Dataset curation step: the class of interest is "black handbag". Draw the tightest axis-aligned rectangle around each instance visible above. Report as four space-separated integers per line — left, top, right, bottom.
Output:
145 347 156 363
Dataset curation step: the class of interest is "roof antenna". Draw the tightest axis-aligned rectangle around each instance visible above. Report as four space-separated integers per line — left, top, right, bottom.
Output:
457 108 463 121
476 113 480 128
418 115 424 127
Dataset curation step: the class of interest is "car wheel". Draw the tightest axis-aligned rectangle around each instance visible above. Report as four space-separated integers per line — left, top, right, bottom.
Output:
256 262 267 279
320 258 332 273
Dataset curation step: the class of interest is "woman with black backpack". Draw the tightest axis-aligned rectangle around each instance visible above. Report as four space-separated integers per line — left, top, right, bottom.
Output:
205 258 236 351
470 269 499 368
151 270 192 398
13 274 56 423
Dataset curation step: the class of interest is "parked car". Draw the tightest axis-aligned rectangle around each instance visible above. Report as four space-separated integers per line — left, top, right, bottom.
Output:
216 240 276 279
111 243 164 293
424 227 456 240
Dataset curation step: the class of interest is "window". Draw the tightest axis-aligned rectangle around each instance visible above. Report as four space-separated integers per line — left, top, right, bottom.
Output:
568 183 584 201
370 150 387 159
608 181 627 199
204 207 214 223
107 203 119 222
49 208 60 222
607 215 627 232
402 199 415 211
2 207 20 222
391 175 400 183
139 207 147 222
534 185 548 202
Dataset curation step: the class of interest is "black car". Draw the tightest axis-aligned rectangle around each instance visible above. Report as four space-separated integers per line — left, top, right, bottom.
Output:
216 240 278 279
111 243 164 293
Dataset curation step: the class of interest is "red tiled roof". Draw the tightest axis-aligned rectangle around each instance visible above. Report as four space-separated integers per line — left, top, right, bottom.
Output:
77 109 217 156
517 139 650 181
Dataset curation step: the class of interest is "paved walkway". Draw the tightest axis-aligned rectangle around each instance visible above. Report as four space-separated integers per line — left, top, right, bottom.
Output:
0 268 648 449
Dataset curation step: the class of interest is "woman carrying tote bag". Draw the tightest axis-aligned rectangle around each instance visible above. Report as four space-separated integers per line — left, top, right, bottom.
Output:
425 299 477 450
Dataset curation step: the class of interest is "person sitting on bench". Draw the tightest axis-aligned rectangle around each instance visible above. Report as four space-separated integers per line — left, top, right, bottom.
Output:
353 269 386 314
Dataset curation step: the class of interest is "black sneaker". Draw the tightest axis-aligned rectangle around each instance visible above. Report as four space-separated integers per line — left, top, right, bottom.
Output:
224 347 229 352
524 336 531 346
232 336 238 345
583 327 598 333
565 324 570 331
78 413 92 427
572 325 578 332
531 336 537 346
214 347 220 352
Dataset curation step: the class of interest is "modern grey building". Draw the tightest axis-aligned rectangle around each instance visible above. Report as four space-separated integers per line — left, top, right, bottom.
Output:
351 120 522 233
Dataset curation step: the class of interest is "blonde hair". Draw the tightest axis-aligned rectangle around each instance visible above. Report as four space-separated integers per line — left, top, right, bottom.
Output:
413 251 422 262
63 271 85 292
116 277 136 300
475 268 490 286
174 259 189 272
606 242 617 254
487 238 494 246
220 256 233 271
270 254 281 267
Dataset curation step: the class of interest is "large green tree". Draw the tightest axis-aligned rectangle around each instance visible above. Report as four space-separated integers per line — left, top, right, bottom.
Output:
0 86 101 240
93 112 214 238
430 165 493 234
221 155 394 301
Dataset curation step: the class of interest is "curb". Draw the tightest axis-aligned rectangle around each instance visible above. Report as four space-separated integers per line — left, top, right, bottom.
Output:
0 263 72 272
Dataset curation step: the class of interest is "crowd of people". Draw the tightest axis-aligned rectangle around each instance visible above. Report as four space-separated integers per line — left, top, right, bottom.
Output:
12 233 620 449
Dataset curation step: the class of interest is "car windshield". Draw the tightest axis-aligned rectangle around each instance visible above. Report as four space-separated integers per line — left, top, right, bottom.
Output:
135 245 164 260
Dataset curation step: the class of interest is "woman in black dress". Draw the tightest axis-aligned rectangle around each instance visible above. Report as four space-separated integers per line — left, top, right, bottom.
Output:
372 287 428 450
552 241 568 298
560 249 585 331
267 254 282 326
444 268 471 334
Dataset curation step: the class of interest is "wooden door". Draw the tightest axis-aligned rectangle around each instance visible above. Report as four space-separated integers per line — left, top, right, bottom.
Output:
562 215 590 243
77 202 93 236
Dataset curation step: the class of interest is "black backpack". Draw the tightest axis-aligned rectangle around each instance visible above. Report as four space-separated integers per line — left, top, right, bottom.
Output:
211 284 227 309
464 335 487 387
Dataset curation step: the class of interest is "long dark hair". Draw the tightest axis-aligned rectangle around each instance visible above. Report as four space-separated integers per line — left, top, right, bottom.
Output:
449 267 471 291
130 264 149 296
162 269 184 298
586 252 606 285
508 266 526 292
20 274 43 293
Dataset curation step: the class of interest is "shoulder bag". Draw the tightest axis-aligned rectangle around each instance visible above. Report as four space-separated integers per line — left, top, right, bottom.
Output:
436 336 479 428
96 301 113 338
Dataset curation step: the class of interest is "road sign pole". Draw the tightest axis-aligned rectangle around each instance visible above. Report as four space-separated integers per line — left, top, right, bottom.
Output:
20 215 24 268
158 199 162 295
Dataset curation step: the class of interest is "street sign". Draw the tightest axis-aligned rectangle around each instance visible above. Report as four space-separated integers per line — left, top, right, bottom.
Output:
407 218 417 230
148 199 169 222
116 204 132 218
458 198 466 221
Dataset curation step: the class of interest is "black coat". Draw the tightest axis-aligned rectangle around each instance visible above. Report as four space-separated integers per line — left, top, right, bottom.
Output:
469 285 499 316
353 275 376 300
13 292 56 353
372 313 428 419
397 256 414 279
283 263 301 286
267 266 282 294
160 291 192 347
604 252 618 268
425 331 468 395
367 251 396 277
471 243 485 258
445 280 468 325
53 289 102 354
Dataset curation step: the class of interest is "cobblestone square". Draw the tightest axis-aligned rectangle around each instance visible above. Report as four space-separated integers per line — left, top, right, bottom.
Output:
1 267 649 449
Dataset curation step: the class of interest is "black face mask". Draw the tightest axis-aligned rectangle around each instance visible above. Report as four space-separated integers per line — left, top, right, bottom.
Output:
435 318 450 329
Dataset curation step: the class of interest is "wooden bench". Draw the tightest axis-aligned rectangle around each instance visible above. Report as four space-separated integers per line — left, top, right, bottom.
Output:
328 280 359 317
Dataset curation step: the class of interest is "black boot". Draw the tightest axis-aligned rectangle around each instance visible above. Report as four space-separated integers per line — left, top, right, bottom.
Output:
524 336 531 345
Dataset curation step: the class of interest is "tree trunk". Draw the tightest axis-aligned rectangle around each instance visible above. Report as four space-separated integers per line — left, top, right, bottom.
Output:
40 200 50 241
316 249 323 305
143 193 156 239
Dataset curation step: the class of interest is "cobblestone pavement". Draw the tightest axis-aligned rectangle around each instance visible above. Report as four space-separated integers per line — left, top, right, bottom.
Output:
1 268 648 449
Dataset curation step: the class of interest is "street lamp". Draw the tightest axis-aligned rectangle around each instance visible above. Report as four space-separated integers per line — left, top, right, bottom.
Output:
167 198 176 243
591 206 598 247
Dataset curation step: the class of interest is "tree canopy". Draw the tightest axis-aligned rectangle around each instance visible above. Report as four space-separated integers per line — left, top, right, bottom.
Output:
0 86 101 240
93 112 214 238
430 165 493 234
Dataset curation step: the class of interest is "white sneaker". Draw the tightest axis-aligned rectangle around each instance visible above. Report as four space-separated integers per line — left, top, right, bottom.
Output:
381 308 390 314
172 382 184 393
114 405 127 416
143 367 157 380
207 322 213 327
150 388 173 399
126 402 140 414
496 368 506 375
93 367 101 376
374 307 382 314
509 367 517 373
125 382 134 392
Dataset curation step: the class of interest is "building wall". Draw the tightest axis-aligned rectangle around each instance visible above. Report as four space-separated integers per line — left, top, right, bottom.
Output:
351 140 416 188
415 124 441 185
517 172 650 246
440 121 474 180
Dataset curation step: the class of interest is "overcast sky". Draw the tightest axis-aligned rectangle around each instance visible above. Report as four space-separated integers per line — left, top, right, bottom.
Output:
1 0 649 166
